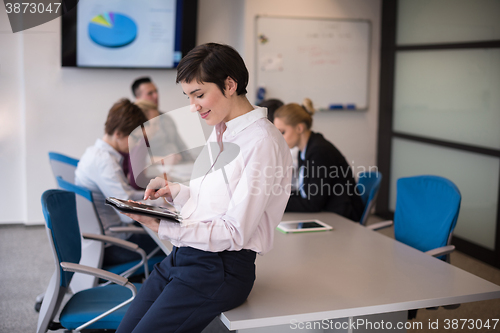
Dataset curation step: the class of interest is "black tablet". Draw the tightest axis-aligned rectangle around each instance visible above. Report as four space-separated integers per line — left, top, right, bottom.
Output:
105 197 182 223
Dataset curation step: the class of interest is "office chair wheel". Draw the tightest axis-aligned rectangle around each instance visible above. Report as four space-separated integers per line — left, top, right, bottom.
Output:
34 300 42 312
34 292 44 312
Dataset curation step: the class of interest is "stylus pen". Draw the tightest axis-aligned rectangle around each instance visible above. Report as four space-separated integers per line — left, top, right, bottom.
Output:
160 159 170 206
141 124 170 205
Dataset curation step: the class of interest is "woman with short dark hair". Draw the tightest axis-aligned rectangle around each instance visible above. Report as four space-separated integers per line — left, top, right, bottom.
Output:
116 43 292 333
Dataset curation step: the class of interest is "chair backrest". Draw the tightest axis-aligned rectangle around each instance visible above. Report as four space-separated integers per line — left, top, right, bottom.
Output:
57 177 104 235
48 152 79 185
357 171 382 225
57 176 105 292
38 189 82 332
394 175 461 254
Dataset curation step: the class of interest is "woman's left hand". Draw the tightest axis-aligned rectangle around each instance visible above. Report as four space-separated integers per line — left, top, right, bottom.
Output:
121 210 161 233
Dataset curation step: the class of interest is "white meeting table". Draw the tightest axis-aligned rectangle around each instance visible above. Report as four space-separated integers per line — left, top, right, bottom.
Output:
146 212 500 332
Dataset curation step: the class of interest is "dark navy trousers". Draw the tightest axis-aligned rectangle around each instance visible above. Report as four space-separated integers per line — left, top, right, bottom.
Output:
116 246 256 333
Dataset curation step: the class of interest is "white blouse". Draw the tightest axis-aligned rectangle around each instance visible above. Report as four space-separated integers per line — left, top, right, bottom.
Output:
158 107 293 254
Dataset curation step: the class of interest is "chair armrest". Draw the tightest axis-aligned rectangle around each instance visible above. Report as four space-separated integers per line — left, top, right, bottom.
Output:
60 262 129 286
61 262 139 332
82 233 149 278
82 233 140 252
366 220 393 231
425 245 455 258
108 226 147 234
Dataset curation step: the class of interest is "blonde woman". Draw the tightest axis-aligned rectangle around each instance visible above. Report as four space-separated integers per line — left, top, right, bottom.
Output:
273 98 364 221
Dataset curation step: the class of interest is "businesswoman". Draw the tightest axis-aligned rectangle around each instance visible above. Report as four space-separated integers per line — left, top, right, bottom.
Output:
116 43 292 333
273 99 364 221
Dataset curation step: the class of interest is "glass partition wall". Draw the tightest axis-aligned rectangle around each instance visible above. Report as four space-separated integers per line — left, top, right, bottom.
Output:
378 0 500 267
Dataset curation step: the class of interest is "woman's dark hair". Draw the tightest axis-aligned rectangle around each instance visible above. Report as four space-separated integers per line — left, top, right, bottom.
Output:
105 98 148 136
259 99 284 122
176 43 248 96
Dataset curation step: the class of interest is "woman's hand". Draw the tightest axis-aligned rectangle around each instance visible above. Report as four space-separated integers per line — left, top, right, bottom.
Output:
121 211 160 233
144 177 180 202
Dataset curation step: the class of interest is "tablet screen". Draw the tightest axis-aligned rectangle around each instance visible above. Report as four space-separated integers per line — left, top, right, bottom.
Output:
119 200 168 213
107 197 180 219
287 222 324 229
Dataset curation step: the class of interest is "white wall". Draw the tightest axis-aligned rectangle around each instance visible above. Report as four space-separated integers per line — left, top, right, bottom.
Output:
197 0 245 52
0 13 26 223
243 0 381 176
0 0 380 224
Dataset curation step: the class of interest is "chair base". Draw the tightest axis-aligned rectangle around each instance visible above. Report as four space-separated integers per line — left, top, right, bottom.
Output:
47 321 64 330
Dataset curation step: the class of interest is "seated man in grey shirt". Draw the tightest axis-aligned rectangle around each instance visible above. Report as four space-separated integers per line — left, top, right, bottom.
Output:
126 77 194 189
75 98 161 266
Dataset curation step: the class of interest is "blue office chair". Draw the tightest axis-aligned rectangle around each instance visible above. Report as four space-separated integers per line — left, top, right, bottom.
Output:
37 189 141 333
34 156 157 311
356 171 382 226
56 177 165 287
35 152 83 311
48 152 79 185
369 175 461 262
394 175 461 262
391 175 462 317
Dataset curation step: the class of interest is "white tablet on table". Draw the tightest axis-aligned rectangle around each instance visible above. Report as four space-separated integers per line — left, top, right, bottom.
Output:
277 220 333 234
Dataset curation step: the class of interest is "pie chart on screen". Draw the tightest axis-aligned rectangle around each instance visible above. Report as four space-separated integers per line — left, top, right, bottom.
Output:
88 12 137 48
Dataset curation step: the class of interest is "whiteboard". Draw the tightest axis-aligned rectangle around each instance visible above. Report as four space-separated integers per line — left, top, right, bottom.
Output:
256 16 371 110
